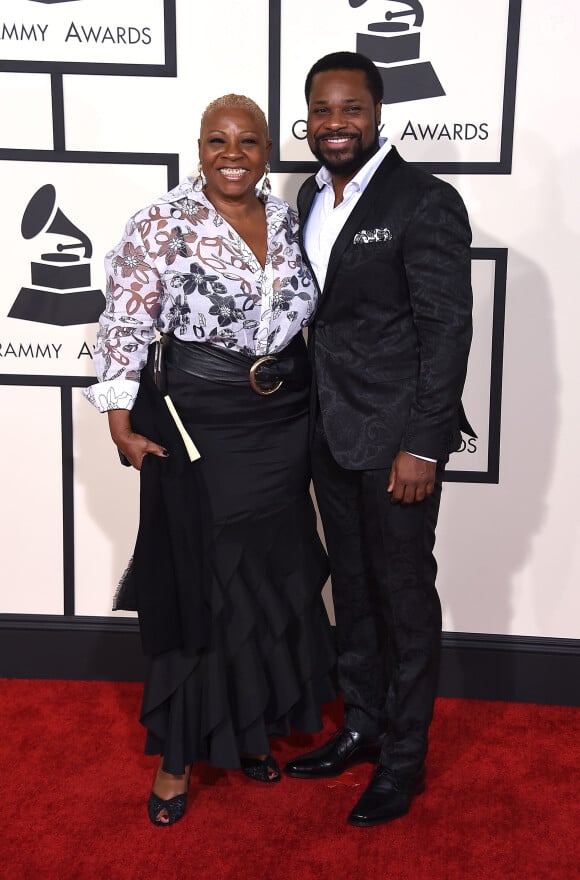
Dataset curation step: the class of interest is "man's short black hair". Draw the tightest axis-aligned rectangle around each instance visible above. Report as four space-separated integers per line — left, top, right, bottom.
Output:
304 51 384 105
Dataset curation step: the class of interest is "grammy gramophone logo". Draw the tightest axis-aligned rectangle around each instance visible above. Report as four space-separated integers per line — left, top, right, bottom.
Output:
349 0 445 104
9 184 104 327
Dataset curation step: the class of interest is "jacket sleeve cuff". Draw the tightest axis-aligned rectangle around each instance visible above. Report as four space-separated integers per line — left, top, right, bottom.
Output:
83 379 139 413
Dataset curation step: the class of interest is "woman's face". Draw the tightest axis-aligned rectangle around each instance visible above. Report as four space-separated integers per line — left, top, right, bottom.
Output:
199 107 272 203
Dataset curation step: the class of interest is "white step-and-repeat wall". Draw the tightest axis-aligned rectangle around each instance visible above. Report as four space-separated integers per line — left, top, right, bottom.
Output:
1 0 578 643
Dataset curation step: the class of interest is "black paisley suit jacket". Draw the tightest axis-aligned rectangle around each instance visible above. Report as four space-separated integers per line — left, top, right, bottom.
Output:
299 146 473 469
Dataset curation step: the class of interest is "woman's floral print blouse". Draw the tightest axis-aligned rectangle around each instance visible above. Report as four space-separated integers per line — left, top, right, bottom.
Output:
85 178 317 412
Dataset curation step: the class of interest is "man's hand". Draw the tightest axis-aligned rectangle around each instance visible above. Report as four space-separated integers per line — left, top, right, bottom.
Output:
387 451 436 504
107 409 168 471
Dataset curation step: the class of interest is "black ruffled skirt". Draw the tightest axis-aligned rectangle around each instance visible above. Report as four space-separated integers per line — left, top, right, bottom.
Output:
140 357 336 773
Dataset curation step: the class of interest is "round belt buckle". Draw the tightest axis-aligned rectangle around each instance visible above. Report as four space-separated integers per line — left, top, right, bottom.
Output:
249 355 283 395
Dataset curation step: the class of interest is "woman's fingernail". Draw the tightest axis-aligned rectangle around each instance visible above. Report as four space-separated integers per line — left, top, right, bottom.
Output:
162 449 170 457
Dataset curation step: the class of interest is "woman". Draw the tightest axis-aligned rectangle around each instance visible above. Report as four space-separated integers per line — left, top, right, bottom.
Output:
85 95 335 825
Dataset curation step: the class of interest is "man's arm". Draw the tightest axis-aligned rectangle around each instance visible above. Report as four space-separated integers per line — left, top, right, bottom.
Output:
400 181 473 463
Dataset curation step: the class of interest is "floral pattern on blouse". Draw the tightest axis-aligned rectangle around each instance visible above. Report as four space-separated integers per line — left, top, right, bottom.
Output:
85 180 317 412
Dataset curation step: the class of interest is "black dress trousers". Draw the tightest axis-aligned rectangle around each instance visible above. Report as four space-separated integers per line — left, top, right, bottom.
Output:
311 416 443 776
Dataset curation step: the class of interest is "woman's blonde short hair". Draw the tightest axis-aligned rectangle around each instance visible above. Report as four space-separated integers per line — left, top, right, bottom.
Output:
200 94 269 137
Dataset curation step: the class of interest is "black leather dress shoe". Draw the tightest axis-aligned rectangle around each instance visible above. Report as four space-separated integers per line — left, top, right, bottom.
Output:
284 728 385 779
348 765 425 827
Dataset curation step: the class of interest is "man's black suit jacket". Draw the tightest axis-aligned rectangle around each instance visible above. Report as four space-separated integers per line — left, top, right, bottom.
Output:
299 146 473 469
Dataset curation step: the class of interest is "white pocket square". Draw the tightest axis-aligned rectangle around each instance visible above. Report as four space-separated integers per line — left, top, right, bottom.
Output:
353 228 392 244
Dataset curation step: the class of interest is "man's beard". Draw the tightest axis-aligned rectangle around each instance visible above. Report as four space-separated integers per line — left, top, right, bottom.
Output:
312 130 380 177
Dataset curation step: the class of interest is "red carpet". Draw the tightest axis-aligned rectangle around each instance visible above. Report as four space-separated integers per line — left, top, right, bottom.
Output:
1 679 578 880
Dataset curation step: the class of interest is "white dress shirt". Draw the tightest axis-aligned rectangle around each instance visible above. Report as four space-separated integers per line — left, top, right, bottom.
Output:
304 138 391 291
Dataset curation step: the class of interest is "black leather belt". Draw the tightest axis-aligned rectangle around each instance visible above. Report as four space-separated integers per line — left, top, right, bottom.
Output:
161 333 309 395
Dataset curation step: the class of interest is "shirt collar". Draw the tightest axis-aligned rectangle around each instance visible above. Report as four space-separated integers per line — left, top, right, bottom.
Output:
314 137 391 197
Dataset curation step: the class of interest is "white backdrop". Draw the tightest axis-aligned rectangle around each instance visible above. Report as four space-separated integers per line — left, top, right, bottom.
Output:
0 0 578 640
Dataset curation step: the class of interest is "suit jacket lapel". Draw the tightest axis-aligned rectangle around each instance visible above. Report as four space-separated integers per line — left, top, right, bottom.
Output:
322 146 403 296
297 177 322 294
297 177 319 232
297 177 319 256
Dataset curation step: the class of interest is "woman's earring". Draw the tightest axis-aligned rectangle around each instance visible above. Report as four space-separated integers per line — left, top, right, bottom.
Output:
260 163 271 201
193 162 204 192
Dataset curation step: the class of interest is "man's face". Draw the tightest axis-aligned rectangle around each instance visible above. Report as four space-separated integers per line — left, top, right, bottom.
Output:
307 69 381 177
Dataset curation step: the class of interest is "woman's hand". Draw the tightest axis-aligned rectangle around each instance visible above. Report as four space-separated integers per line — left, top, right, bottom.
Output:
107 409 168 471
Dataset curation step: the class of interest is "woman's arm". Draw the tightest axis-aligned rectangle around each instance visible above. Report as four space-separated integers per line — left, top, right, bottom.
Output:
87 211 162 413
86 209 167 467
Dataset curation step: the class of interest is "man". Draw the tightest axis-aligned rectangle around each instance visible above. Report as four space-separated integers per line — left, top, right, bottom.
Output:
284 52 473 827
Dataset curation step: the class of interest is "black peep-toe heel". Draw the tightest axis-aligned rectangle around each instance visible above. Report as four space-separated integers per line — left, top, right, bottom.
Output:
148 767 191 826
147 790 188 826
240 754 282 783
